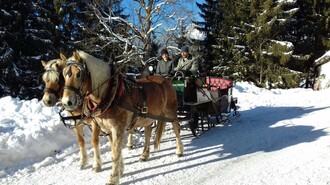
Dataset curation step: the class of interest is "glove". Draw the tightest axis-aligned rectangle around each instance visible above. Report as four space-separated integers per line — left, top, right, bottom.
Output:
169 70 175 77
184 70 192 76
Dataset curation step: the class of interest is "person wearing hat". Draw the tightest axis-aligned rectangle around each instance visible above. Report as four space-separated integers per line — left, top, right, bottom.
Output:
173 46 199 76
156 48 175 76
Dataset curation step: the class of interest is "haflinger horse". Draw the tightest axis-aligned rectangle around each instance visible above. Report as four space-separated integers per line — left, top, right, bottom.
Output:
41 55 102 172
61 50 184 185
41 57 65 107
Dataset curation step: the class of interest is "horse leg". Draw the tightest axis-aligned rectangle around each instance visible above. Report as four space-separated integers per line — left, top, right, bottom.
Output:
73 124 88 169
139 124 152 161
171 121 184 157
126 129 135 150
107 127 125 185
91 121 102 172
154 121 165 150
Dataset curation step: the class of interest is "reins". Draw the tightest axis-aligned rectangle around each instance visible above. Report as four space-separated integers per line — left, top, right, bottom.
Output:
63 59 177 130
58 108 83 129
41 62 64 98
85 72 118 98
63 60 118 100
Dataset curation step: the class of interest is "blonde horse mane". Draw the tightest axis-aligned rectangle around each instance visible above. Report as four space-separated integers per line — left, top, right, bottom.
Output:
42 59 62 83
76 50 111 99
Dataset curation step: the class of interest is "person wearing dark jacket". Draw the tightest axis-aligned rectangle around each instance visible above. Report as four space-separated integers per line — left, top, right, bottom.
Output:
156 48 175 76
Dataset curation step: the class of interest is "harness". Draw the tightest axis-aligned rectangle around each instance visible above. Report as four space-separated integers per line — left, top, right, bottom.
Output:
83 72 122 118
117 78 176 130
62 60 176 132
58 109 83 129
41 61 64 98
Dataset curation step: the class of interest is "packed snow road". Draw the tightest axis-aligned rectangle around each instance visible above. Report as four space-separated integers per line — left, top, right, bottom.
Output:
1 82 330 185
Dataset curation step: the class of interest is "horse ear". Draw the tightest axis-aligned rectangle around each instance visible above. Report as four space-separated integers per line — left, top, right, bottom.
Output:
41 60 47 67
57 58 65 67
73 51 81 62
60 53 67 61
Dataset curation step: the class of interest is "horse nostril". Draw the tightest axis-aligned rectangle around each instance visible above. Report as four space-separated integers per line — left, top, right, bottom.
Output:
67 101 73 106
43 99 50 106
47 100 52 105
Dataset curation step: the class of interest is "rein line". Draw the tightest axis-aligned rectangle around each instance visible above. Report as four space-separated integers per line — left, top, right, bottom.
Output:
58 108 83 129
118 102 176 123
85 72 119 97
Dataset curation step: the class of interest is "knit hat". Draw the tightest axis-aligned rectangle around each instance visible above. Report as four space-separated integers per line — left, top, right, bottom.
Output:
161 48 169 55
181 46 189 52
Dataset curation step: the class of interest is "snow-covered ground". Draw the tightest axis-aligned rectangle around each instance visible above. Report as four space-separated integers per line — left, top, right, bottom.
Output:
1 82 330 185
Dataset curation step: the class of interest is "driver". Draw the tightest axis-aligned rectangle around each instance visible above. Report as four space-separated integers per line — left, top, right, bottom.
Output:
173 46 199 76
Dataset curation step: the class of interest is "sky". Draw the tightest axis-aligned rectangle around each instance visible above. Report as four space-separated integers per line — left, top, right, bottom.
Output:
122 0 205 25
1 81 330 185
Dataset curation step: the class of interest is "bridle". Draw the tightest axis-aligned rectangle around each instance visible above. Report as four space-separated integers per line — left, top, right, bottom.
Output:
41 61 64 99
62 59 88 109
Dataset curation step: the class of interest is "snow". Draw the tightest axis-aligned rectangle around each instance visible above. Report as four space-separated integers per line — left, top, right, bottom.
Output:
277 0 297 3
187 24 206 41
1 82 330 185
315 50 330 64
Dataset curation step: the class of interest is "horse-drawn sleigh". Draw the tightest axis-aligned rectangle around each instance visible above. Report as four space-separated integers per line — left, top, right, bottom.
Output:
172 73 240 136
40 51 239 185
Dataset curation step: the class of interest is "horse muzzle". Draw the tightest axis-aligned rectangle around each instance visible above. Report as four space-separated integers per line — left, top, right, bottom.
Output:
42 94 57 107
61 94 82 111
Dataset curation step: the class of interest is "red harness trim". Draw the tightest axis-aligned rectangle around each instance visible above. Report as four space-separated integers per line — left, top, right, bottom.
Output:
86 73 124 114
118 74 124 97
87 74 114 111
87 96 98 111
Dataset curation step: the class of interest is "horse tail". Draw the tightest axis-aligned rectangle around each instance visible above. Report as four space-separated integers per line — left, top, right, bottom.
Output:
154 121 166 150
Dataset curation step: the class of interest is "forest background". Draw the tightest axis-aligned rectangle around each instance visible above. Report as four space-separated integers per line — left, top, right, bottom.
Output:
0 0 329 100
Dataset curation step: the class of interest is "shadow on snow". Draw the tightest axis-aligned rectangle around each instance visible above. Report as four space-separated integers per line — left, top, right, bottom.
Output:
120 106 329 184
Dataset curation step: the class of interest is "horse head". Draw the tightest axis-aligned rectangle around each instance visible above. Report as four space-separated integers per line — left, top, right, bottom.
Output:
41 53 66 107
61 51 91 111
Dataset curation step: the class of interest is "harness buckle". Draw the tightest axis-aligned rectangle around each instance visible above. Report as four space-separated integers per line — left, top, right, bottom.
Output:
141 106 148 114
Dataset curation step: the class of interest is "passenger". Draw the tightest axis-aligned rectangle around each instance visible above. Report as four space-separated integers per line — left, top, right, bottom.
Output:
173 46 199 76
156 48 175 76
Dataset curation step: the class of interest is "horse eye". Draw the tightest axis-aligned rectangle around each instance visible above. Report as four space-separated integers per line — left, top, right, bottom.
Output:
76 71 81 78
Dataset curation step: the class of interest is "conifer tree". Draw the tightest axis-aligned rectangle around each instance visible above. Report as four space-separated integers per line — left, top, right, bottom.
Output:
246 0 297 86
214 0 298 87
195 0 222 74
284 0 330 73
214 0 256 80
0 0 62 98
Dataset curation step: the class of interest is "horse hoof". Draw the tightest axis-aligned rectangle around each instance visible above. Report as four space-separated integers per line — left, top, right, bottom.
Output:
105 182 118 185
139 155 149 162
92 167 102 172
139 158 147 162
177 153 183 157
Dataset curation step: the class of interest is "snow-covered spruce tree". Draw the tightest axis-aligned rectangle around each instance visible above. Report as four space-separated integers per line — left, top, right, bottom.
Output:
213 0 298 88
194 0 223 75
0 0 60 99
245 0 298 88
212 0 256 81
0 0 95 99
283 0 330 88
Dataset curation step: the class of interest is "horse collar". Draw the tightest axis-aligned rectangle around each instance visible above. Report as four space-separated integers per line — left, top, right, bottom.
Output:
83 73 124 117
